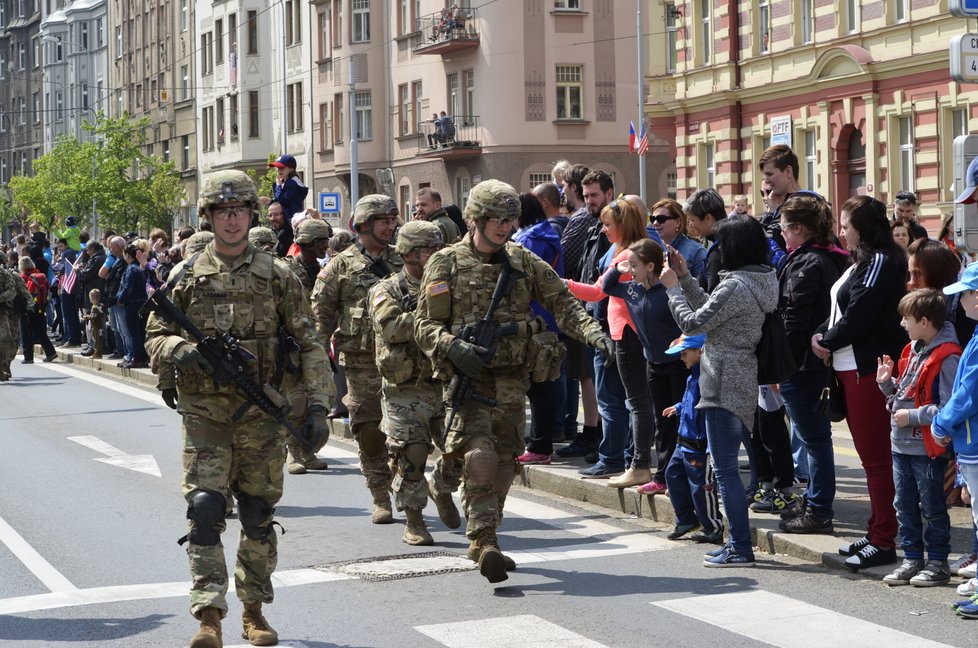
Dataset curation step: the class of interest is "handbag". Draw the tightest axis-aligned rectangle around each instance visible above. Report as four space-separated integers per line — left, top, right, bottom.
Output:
816 368 847 422
756 310 797 385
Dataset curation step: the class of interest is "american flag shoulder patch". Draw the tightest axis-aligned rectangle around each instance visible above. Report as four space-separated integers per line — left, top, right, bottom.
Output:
372 290 387 307
428 280 449 296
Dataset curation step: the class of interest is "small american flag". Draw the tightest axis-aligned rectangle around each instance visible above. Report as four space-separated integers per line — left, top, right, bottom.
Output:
637 122 649 157
61 260 78 295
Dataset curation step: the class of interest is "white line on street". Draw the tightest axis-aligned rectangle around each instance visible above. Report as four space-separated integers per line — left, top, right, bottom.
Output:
68 435 162 477
33 361 166 407
415 614 610 648
0 514 76 594
653 590 954 648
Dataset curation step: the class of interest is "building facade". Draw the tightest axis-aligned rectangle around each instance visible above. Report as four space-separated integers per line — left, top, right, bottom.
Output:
0 0 44 186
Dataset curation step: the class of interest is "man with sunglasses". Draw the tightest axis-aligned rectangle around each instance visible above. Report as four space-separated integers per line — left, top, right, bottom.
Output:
415 179 613 583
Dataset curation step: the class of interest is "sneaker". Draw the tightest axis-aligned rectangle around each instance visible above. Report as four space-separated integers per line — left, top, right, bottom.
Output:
106 352 124 360
957 578 978 597
517 451 552 465
578 462 625 479
749 489 776 512
779 509 834 534
555 437 598 458
951 553 978 576
705 543 730 558
691 529 725 545
839 536 871 557
583 451 599 464
667 522 701 540
952 593 978 610
636 480 667 495
961 562 978 579
882 558 924 586
780 497 807 520
844 543 897 570
704 546 755 568
750 488 801 514
43 354 57 363
909 559 950 587
956 601 978 618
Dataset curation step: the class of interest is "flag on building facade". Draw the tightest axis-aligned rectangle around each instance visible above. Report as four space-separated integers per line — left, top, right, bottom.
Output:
637 122 649 157
628 121 636 153
229 50 238 87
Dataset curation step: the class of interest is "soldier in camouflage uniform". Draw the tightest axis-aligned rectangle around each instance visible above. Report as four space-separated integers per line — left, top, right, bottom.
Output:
145 170 330 648
368 220 461 545
282 218 333 474
0 263 31 381
415 179 613 583
248 227 277 253
312 194 403 524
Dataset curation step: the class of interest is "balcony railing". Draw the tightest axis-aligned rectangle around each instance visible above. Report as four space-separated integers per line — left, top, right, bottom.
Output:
416 115 481 158
413 7 479 55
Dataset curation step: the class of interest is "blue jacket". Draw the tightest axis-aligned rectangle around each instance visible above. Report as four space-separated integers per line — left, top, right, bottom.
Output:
273 175 309 221
601 268 681 364
675 364 708 453
670 234 707 283
515 220 563 332
117 261 148 310
933 332 978 465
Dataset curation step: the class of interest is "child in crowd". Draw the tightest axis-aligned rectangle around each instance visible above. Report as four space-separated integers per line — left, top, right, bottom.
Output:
878 289 961 587
934 264 978 617
82 288 106 359
661 333 725 544
729 194 750 218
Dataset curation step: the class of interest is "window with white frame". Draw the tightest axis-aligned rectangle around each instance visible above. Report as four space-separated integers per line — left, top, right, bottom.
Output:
529 173 551 187
400 185 411 220
464 69 475 122
411 80 422 132
895 0 908 22
33 93 39 123
700 0 711 64
55 92 63 121
447 72 459 118
287 82 303 132
759 0 770 53
319 102 332 149
398 84 409 136
666 3 678 72
0 54 5 79
285 0 301 46
457 175 471 209
215 19 224 63
81 83 88 109
704 142 715 188
180 0 187 31
18 42 26 69
332 1 342 48
97 17 104 47
200 32 213 75
115 26 122 58
353 0 370 43
399 0 409 34
319 11 330 58
556 65 582 119
800 0 813 44
163 140 170 163
80 22 89 50
18 97 26 125
0 4 5 29
845 0 859 33
182 135 189 169
898 116 914 193
667 172 678 199
355 91 372 139
16 0 23 18
334 93 344 144
181 65 189 100
804 129 817 190
54 37 62 62
32 37 38 68
555 0 581 9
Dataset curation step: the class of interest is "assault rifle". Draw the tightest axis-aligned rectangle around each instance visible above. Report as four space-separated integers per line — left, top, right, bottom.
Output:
141 280 313 451
439 251 526 449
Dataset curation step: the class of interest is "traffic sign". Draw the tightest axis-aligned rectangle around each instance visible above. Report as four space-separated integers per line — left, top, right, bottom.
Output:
951 0 978 18
318 192 341 213
950 34 978 84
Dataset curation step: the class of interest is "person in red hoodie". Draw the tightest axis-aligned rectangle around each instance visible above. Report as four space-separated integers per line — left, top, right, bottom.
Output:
18 257 58 363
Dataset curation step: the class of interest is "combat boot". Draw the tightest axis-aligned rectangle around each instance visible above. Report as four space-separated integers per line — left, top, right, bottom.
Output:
241 601 278 646
370 487 394 524
468 527 508 583
426 474 461 529
403 507 434 546
189 607 223 648
467 532 517 572
286 451 307 475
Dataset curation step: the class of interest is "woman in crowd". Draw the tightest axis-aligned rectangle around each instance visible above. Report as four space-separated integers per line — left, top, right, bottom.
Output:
567 198 652 483
661 216 779 567
649 198 707 282
812 195 907 569
891 219 915 251
116 240 150 369
908 238 976 347
776 193 849 533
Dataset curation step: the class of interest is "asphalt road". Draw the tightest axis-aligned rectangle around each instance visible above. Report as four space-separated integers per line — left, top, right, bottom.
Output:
0 360 976 647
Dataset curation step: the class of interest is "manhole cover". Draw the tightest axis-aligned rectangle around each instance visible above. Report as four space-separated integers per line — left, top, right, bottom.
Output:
317 551 476 582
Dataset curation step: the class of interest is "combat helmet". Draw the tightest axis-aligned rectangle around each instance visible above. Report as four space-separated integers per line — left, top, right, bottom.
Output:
184 231 214 255
395 220 443 256
197 170 259 220
294 218 334 246
248 226 277 251
464 179 520 223
353 194 399 227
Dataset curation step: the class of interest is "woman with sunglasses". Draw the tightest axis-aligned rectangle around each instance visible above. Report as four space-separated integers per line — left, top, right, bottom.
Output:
649 198 707 281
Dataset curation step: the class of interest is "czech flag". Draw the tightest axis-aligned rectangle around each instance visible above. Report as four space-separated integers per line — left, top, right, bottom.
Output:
628 121 636 154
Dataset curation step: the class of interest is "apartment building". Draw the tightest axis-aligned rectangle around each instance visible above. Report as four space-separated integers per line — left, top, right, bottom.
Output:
648 0 974 230
0 0 44 185
311 0 666 219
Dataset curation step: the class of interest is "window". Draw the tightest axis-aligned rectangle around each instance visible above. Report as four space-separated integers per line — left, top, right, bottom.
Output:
216 97 225 143
248 90 260 137
180 0 188 32
665 3 678 72
18 42 26 70
81 83 88 110
398 84 409 136
411 81 422 133
115 26 122 58
456 175 470 209
16 0 23 18
529 173 552 186
0 54 4 79
703 142 715 188
700 0 711 64
555 65 583 120
953 107 969 139
18 97 26 125
398 0 409 35
464 69 475 121
56 92 63 121
31 37 38 68
333 93 344 144
333 1 342 48
182 135 190 169
181 65 189 100
804 129 817 191
400 185 412 220
247 11 258 55
229 94 239 140
898 115 914 193
895 0 908 23
202 106 213 151
554 0 580 8
54 37 63 62
215 19 224 64
228 13 238 51
0 160 6 184
97 17 104 47
352 0 369 43
845 0 859 33
447 72 459 118
80 22 89 50
285 0 301 46
200 32 213 75
759 0 770 53
163 140 170 163
135 84 142 108
319 102 332 149
33 92 39 123
0 4 5 29
287 82 304 132
800 0 813 44
354 91 371 139
319 11 330 58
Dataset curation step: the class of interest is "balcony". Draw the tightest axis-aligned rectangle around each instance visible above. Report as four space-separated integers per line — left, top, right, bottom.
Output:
413 8 479 56
415 115 481 160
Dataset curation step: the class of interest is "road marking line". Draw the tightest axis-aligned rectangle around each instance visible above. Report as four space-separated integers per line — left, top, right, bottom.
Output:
0 514 77 594
415 614 609 648
33 362 164 407
68 435 162 477
653 590 953 648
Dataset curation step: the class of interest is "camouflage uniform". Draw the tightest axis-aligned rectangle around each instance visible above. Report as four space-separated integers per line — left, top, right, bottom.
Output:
248 227 277 253
312 195 404 523
0 268 30 380
145 171 329 642
414 180 608 581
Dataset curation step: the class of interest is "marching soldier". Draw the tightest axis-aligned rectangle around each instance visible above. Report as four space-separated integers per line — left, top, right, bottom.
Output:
145 170 330 648
311 195 404 523
414 179 613 583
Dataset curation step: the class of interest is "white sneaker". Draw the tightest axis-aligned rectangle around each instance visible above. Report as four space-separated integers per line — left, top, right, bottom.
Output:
950 552 977 576
957 577 978 596
961 562 978 579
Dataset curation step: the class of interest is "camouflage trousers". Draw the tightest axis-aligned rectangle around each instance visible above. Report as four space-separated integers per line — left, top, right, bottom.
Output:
343 355 392 491
443 370 528 539
382 380 443 510
181 413 286 617
0 312 18 377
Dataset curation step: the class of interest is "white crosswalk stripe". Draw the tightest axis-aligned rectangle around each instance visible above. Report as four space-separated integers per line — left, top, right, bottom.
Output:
415 614 609 648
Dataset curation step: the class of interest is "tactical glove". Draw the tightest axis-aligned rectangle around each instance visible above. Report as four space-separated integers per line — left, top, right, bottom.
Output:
591 334 615 366
171 342 213 376
161 388 178 410
446 338 488 379
302 405 331 451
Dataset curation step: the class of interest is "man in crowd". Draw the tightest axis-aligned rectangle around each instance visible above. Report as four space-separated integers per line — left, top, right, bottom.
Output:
414 187 461 244
266 200 292 258
99 236 128 359
532 182 568 238
894 191 928 239
54 238 82 347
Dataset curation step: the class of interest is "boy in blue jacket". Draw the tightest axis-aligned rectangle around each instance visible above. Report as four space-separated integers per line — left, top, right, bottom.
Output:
662 334 725 544
934 263 978 617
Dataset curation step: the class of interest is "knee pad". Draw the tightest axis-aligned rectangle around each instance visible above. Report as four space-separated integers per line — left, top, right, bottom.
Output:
186 489 226 546
236 492 274 542
464 447 498 484
398 443 429 482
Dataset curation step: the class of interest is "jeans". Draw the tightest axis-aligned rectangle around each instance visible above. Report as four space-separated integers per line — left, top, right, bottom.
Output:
791 429 811 481
959 463 978 558
665 446 723 534
60 289 81 344
781 368 836 517
526 370 567 455
124 305 149 363
703 407 752 554
595 341 629 469
616 327 655 470
648 360 688 483
892 452 951 561
110 304 127 356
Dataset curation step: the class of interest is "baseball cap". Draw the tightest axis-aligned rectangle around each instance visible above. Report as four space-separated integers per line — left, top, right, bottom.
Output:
665 333 706 355
943 262 978 295
956 156 978 204
268 154 297 169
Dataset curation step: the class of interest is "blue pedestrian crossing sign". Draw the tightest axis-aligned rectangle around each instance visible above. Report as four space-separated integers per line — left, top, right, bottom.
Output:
951 0 978 17
319 192 341 214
